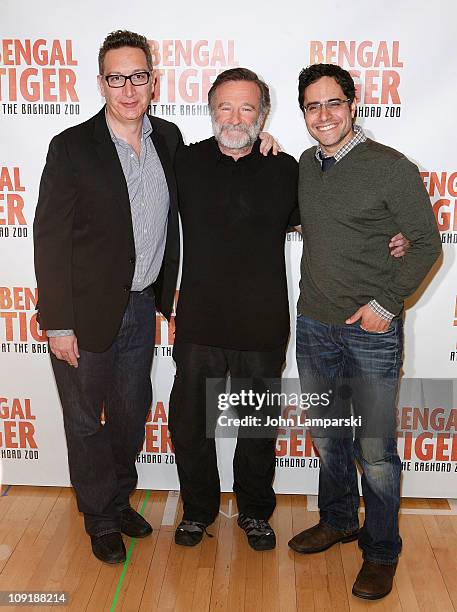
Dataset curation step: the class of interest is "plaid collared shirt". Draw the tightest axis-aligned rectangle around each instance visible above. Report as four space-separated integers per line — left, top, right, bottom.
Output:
315 124 394 323
315 123 367 164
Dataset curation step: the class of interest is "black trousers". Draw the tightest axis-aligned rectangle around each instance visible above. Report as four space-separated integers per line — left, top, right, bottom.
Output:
51 291 156 536
168 341 286 525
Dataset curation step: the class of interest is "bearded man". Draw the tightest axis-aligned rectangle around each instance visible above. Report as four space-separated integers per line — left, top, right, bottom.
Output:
168 68 299 551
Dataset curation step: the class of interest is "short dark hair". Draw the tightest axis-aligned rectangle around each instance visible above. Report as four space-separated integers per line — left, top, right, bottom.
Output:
298 63 356 112
98 30 153 74
208 67 271 119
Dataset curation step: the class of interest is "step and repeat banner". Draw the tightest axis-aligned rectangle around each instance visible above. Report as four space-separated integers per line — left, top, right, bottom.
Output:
1 0 456 497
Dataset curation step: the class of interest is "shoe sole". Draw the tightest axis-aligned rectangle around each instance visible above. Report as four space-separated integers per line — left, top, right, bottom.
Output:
121 528 153 539
248 542 276 551
351 586 393 600
92 551 126 564
288 531 359 554
174 536 203 547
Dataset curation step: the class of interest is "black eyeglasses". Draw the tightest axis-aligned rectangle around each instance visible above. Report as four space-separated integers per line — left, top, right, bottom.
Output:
304 98 351 114
104 71 151 88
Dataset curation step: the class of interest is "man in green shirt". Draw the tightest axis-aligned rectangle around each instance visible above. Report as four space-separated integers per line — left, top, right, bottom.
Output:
288 63 442 600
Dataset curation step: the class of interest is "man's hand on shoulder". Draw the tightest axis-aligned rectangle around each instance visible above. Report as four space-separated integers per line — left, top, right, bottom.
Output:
49 335 80 367
389 232 410 258
259 132 281 156
345 304 390 333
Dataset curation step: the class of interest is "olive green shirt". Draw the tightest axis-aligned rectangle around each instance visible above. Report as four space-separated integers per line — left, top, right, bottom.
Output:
297 138 442 324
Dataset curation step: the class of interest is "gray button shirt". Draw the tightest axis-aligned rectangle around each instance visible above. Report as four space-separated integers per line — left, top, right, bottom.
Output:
47 113 170 337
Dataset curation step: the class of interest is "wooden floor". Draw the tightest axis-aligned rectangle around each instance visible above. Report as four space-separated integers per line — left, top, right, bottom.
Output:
0 486 456 611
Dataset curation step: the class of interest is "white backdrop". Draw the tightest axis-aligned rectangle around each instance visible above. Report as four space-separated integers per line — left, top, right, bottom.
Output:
1 0 456 497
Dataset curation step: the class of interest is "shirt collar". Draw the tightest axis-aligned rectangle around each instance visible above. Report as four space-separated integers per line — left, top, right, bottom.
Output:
315 124 367 163
105 111 152 147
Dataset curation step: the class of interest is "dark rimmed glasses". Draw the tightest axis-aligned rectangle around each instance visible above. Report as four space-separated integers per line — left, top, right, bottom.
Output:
104 71 151 88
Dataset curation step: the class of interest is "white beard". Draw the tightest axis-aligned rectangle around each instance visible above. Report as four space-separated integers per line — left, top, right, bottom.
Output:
211 114 263 149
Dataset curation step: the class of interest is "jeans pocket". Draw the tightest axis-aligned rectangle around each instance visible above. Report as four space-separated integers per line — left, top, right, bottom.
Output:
359 322 394 335
361 328 391 335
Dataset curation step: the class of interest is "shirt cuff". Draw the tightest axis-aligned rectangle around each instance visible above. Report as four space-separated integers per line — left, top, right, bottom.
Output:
46 329 74 337
368 300 395 322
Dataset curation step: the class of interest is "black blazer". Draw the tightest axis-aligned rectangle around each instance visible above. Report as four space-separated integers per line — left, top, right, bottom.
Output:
33 107 182 352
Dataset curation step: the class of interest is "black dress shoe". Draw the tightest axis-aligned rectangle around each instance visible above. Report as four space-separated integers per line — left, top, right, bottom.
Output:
288 522 359 554
120 507 153 538
90 533 126 564
352 560 397 600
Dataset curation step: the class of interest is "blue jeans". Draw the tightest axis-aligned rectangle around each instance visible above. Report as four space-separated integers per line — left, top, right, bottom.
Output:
51 290 156 536
296 314 403 565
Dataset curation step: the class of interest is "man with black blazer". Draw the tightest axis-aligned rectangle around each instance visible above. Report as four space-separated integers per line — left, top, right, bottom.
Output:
33 30 181 564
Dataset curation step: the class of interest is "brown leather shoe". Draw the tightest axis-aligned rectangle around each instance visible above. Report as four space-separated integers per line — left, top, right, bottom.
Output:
352 560 397 600
288 522 359 554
